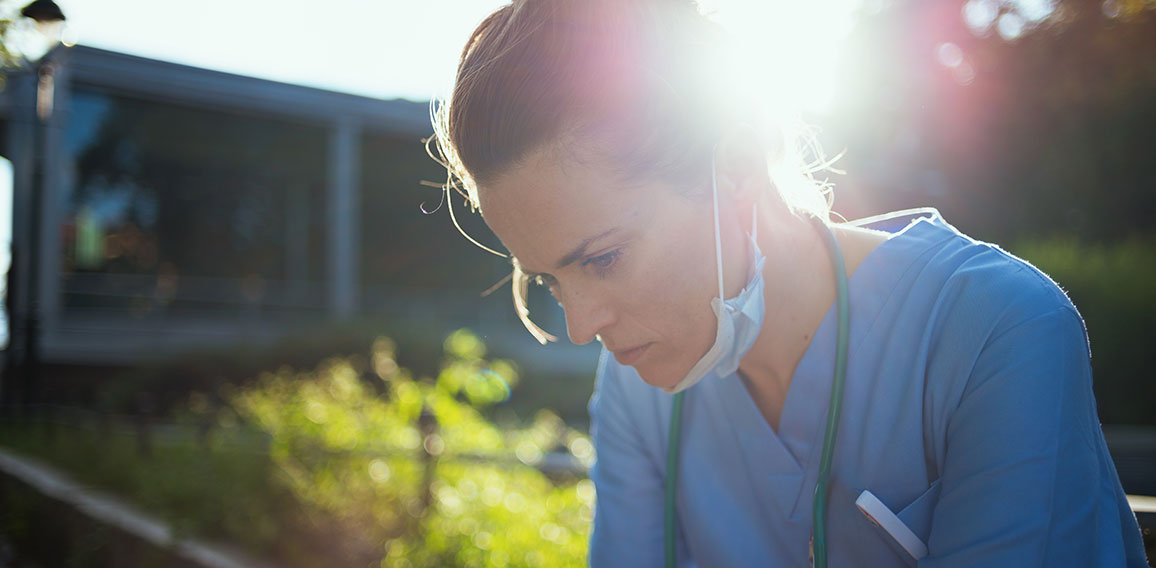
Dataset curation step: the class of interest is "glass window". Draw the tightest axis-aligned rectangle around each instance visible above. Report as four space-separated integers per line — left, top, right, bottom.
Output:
61 87 328 320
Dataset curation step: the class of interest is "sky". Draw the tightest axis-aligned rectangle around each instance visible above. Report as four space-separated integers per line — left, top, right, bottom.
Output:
47 0 862 107
52 0 503 102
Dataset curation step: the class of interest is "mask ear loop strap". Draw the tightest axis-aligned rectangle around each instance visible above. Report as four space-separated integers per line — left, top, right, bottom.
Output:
710 149 761 300
752 203 758 242
711 150 726 301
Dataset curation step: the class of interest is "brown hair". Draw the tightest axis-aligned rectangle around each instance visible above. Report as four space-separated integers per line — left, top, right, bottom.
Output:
430 0 833 342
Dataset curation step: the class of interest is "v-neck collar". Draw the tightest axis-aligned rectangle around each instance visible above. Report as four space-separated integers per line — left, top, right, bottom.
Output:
693 210 954 520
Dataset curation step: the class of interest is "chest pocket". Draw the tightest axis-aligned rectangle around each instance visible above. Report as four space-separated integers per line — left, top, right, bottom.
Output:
866 480 942 566
826 477 941 567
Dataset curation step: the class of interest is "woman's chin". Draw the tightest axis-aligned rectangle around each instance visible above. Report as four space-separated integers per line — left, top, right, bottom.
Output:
634 362 687 391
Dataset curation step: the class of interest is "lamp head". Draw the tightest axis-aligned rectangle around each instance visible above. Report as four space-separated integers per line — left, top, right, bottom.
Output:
20 0 66 24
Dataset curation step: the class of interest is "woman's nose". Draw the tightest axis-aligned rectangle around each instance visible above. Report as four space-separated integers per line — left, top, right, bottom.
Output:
560 288 615 346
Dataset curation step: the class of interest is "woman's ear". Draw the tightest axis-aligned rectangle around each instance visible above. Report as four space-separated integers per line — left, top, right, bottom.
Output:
714 125 771 206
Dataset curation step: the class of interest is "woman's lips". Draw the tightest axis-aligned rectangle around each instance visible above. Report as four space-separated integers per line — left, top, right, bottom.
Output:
613 343 651 366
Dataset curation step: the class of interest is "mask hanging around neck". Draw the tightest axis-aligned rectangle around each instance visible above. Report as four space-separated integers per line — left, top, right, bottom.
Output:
661 150 767 394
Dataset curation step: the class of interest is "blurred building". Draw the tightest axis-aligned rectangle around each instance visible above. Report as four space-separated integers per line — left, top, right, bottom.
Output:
0 45 583 368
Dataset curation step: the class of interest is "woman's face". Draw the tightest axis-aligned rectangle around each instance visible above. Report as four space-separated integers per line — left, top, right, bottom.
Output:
478 144 748 389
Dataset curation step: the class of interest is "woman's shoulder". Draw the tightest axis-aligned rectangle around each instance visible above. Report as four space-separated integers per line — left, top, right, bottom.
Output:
859 209 1082 329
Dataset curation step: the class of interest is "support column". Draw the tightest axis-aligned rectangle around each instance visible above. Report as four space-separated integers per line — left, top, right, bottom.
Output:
39 55 70 351
326 117 360 319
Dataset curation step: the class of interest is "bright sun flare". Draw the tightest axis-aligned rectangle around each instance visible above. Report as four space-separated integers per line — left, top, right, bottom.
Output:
702 0 862 115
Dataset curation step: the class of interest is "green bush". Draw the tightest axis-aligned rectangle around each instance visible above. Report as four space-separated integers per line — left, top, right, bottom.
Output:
0 329 594 567
1012 237 1156 425
230 329 592 567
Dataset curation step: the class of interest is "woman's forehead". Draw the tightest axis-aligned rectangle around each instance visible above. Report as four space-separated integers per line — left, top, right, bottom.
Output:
478 149 653 270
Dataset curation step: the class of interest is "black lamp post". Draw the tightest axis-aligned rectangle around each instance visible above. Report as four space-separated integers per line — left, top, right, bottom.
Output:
2 0 66 413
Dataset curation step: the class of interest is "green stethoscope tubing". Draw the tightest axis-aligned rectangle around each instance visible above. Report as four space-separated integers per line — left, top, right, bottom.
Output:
665 387 686 566
664 218 850 568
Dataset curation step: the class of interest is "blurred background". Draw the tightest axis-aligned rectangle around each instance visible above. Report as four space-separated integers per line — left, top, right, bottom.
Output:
0 0 1151 566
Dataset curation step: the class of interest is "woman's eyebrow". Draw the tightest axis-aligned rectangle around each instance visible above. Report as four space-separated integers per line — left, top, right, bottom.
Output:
555 228 621 269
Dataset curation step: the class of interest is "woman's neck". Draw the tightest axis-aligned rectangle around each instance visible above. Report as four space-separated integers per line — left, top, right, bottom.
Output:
737 212 889 432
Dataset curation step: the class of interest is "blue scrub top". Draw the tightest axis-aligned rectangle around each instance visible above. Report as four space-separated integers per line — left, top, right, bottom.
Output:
587 210 1148 567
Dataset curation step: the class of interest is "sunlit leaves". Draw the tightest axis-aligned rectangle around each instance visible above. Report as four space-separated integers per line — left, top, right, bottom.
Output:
437 329 520 407
445 328 487 360
228 329 592 567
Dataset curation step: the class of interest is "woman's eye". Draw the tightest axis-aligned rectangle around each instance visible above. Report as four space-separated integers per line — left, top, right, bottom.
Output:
583 250 620 275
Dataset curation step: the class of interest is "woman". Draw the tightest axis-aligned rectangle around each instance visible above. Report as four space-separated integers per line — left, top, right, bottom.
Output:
431 0 1148 566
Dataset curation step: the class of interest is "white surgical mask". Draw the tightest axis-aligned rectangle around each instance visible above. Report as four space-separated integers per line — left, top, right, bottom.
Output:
661 153 767 394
